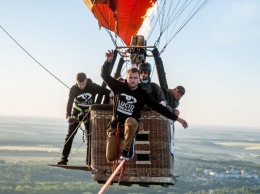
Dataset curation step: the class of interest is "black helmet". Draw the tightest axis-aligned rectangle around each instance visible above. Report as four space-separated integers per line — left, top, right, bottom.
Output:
138 62 151 72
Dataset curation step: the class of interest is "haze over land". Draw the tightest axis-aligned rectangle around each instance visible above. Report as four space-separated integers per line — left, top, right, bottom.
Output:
0 116 259 193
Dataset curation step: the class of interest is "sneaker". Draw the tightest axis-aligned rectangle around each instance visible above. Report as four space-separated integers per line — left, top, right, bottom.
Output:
57 159 67 165
129 138 135 159
120 149 130 161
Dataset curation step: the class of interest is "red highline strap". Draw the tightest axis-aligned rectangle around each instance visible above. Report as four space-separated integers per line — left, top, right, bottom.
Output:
113 122 123 169
98 159 126 194
111 123 126 186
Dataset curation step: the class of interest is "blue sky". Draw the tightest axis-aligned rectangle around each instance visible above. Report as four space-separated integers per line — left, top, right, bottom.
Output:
0 0 260 128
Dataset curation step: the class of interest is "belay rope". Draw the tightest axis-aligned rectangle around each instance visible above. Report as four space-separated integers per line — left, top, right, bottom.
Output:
68 124 88 162
50 113 89 164
0 25 70 89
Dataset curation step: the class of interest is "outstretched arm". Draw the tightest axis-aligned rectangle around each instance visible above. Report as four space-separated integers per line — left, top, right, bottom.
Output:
176 117 188 129
144 91 188 129
101 49 120 92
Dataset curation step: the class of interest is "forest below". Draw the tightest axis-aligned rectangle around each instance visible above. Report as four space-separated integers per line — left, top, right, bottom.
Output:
0 116 259 193
0 155 259 194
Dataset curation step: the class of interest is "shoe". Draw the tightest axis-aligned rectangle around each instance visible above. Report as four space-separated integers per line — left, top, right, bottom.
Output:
121 138 136 161
57 159 67 165
129 138 135 159
121 149 130 161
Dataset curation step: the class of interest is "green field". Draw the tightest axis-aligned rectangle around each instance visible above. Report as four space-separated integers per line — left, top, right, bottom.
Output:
0 116 260 193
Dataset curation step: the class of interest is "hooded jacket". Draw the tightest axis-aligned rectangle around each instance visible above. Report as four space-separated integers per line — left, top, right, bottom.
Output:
163 88 180 112
140 77 166 103
66 79 110 118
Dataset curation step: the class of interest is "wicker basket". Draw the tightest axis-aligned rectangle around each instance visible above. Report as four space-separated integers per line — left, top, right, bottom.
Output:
89 104 175 186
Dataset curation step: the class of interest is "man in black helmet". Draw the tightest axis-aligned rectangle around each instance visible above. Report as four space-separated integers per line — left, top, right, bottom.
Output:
138 62 167 106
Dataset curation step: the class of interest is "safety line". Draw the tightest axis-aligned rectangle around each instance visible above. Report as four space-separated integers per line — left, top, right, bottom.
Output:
98 159 126 194
0 25 70 89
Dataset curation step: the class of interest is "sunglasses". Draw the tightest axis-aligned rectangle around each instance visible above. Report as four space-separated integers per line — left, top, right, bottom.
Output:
140 71 149 74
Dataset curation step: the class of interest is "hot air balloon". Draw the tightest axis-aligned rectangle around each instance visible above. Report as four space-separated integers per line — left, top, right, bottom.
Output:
49 0 208 190
84 0 208 88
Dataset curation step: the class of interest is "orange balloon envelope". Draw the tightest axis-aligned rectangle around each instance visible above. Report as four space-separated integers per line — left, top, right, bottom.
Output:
84 0 156 46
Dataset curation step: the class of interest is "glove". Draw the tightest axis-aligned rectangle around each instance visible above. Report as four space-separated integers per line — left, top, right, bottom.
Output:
159 100 166 107
68 117 76 125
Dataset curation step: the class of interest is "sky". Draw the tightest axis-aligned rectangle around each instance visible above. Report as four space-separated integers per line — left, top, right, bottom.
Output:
0 0 260 128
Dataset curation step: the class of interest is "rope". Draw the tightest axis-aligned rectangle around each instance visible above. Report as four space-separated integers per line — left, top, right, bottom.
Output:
111 123 123 173
50 113 88 164
0 25 70 89
106 30 118 48
98 159 126 194
160 0 209 55
0 25 92 164
149 0 209 54
68 125 87 163
100 122 127 192
68 141 85 163
116 162 126 190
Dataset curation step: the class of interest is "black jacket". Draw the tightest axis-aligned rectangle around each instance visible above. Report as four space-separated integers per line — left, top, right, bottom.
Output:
140 77 166 103
101 61 178 127
163 88 180 112
66 79 110 118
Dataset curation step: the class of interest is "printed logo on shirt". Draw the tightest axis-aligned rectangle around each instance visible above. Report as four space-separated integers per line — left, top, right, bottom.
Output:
77 93 93 107
117 93 137 115
121 93 137 104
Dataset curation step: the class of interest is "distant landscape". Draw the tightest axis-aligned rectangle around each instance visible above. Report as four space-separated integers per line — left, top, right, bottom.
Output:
0 115 259 194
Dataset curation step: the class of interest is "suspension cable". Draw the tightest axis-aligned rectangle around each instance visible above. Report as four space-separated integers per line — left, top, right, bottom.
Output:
106 29 118 48
0 25 70 89
160 0 208 54
148 0 208 54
